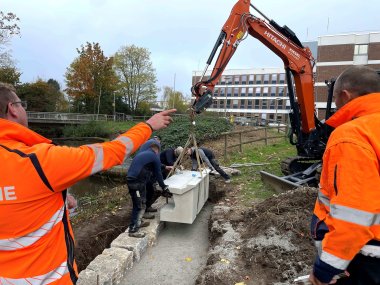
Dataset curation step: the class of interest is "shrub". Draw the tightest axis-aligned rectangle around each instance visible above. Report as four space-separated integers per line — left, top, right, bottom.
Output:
155 115 232 149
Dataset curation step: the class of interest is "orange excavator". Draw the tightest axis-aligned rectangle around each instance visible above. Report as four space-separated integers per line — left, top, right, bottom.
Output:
191 0 335 190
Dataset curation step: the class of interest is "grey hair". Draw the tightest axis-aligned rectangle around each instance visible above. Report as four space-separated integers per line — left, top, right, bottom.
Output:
334 66 380 97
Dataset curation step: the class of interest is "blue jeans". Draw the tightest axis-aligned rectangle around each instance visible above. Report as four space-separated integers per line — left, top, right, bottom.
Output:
127 180 146 228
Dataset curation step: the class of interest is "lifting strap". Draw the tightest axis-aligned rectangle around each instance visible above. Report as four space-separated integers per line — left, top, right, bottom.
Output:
167 111 206 178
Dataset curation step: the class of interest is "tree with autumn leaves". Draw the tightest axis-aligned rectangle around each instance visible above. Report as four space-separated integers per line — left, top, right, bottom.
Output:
65 42 158 115
65 42 118 114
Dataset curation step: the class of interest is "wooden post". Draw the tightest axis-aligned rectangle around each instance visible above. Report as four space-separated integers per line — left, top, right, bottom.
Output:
285 124 289 139
239 131 242 152
264 127 268 145
224 133 227 160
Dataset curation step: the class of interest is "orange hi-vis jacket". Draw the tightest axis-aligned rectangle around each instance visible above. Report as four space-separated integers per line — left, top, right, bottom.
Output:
0 118 152 284
311 93 380 283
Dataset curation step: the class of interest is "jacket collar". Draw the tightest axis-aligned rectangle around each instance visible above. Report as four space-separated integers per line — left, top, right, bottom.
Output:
0 118 51 146
326 93 380 128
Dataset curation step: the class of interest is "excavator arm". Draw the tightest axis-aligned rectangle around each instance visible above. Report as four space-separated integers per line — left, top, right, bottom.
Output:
192 0 318 150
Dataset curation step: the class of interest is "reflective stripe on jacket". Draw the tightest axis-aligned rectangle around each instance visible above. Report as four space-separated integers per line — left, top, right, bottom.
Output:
311 93 380 283
0 119 151 284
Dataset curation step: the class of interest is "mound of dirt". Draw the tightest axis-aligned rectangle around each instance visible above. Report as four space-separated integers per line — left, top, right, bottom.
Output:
197 186 318 285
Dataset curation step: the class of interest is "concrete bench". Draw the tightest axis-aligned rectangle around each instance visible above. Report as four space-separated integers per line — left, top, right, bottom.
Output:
160 170 210 224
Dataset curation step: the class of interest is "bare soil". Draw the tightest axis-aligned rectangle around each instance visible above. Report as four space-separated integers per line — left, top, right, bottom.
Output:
73 125 317 284
195 184 317 285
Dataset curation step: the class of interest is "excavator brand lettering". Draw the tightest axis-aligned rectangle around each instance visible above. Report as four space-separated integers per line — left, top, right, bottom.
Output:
289 48 301 60
264 31 286 50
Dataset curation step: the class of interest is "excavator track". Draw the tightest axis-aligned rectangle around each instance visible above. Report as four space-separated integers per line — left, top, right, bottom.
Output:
280 156 320 176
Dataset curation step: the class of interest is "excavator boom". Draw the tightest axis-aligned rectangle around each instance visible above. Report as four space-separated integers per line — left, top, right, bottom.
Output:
192 0 332 189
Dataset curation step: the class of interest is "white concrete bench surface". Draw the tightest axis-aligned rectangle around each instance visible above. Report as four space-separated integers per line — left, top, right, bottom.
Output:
160 170 210 224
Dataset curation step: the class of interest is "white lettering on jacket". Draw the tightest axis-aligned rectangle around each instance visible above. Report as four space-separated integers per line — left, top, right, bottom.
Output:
0 186 17 201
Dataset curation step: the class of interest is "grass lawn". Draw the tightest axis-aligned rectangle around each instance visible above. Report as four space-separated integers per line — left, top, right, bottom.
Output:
224 136 297 203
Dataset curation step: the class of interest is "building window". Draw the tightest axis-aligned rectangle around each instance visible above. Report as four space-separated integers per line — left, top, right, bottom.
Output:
247 100 253 108
254 99 260 108
249 74 254 84
240 99 245 107
233 99 238 109
271 74 278 84
262 100 267 109
226 76 233 85
255 88 261 97
234 76 240 84
278 99 283 109
241 75 247 85
241 87 246 97
354 44 368 55
213 87 219 96
248 87 254 96
269 99 275 109
270 86 276 97
279 73 285 84
212 100 218 108
221 75 226 85
226 99 231 108
227 87 232 97
263 74 270 84
278 87 285 97
220 100 225 107
263 87 269 96
233 87 239 97
256 74 262 84
220 87 225 97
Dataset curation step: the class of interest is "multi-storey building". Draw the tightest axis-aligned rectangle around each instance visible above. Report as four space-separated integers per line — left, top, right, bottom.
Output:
192 31 380 123
192 68 289 124
315 31 380 119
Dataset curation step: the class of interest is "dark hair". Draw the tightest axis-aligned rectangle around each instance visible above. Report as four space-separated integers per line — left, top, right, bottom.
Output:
0 83 17 118
334 66 380 97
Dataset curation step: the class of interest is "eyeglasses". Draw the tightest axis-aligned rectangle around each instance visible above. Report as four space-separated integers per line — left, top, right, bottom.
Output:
5 101 27 113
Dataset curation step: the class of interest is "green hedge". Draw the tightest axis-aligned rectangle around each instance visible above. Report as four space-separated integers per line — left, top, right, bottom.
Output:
155 115 232 149
63 121 136 138
62 116 232 148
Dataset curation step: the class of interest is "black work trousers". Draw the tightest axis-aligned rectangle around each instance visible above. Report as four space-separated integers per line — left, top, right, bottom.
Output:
127 180 146 228
210 158 230 180
336 254 380 285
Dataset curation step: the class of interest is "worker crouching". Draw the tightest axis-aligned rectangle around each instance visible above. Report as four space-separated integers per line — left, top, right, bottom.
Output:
126 141 172 238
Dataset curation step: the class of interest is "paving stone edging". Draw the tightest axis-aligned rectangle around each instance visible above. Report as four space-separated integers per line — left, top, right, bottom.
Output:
77 197 167 285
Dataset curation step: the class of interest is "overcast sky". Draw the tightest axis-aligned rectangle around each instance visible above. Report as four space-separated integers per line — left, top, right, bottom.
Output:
2 0 379 99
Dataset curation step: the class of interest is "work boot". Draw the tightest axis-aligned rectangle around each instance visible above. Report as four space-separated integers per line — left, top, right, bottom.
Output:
140 221 150 227
146 207 157 213
128 224 146 238
143 213 155 219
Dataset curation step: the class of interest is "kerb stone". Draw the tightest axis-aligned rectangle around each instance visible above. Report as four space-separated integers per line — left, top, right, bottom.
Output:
111 232 148 262
86 247 133 285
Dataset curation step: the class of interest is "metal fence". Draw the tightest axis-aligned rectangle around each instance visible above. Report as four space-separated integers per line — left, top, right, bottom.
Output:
27 112 134 122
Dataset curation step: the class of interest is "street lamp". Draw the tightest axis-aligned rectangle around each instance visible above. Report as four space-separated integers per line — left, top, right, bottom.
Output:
274 97 282 132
